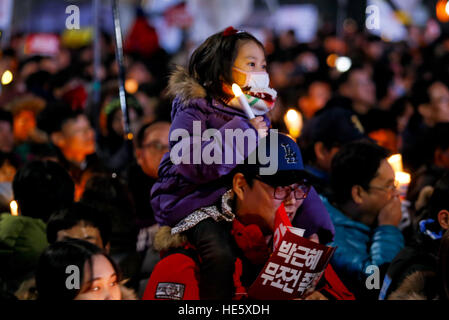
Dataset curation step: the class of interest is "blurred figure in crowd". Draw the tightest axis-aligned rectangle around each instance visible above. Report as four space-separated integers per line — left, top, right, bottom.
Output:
80 173 140 292
0 160 74 295
330 66 377 117
97 96 143 174
382 172 449 299
324 141 404 299
0 110 14 154
35 239 126 300
300 107 366 197
37 101 105 197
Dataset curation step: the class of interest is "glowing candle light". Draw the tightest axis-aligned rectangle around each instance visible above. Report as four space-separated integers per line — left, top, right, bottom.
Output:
125 78 138 94
388 154 403 173
10 200 18 216
284 109 303 139
335 56 352 72
1 70 13 85
387 154 411 200
232 83 255 119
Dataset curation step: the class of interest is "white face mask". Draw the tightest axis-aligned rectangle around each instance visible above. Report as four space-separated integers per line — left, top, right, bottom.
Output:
232 67 270 89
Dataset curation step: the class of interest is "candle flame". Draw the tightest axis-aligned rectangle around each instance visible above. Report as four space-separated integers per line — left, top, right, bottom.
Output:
10 200 18 216
388 154 403 173
284 109 303 139
395 171 411 184
232 83 243 97
1 70 13 85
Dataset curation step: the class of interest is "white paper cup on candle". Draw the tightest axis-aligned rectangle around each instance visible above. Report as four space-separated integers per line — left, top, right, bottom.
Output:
395 171 411 200
232 83 255 119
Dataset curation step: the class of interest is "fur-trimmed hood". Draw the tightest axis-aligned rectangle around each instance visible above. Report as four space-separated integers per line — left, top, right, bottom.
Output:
153 226 188 252
166 66 206 104
388 271 440 300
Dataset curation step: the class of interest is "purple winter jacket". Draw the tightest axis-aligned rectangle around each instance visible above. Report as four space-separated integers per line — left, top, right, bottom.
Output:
150 67 335 241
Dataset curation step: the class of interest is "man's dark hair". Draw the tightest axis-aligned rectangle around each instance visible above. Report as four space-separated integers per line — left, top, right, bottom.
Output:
0 110 13 126
431 123 449 156
36 101 84 135
12 160 74 221
330 141 390 205
188 28 264 102
135 121 154 149
135 120 170 149
300 107 366 164
335 64 366 90
46 201 111 246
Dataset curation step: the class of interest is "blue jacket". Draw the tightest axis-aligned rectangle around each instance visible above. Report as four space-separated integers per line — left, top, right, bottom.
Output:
321 197 404 293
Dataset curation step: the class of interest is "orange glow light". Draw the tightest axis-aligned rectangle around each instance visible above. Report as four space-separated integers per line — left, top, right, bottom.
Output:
436 0 449 23
125 78 138 94
326 54 338 68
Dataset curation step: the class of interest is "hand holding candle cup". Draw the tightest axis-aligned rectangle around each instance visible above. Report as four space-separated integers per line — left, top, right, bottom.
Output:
387 154 411 201
232 83 255 119
232 83 267 137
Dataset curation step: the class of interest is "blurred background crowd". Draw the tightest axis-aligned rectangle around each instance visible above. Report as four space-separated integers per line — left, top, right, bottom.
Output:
1 0 449 300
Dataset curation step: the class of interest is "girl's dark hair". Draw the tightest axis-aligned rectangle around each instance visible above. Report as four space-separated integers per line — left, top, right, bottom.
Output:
46 201 111 246
188 27 264 101
35 238 120 300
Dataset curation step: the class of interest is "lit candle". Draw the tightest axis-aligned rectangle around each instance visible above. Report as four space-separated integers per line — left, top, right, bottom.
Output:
284 109 303 139
10 200 18 216
388 154 403 173
1 70 13 85
232 83 255 119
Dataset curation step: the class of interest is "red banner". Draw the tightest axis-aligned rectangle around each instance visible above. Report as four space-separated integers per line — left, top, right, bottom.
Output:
248 204 336 300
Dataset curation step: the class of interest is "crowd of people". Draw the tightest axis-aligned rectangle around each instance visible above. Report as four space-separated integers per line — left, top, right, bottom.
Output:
1 9 449 301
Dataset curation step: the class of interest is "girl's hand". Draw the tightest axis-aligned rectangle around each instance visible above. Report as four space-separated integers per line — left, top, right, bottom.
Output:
249 116 268 138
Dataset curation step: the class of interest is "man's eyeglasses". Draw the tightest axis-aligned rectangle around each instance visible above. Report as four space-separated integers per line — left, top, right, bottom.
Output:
254 175 311 200
273 184 311 200
367 181 399 194
141 141 169 152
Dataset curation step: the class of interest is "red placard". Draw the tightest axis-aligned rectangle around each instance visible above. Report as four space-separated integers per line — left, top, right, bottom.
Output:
248 204 336 300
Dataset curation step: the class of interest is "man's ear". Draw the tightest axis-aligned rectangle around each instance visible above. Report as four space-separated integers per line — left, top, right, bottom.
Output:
418 104 433 123
51 132 65 148
434 148 445 167
233 173 247 201
351 185 364 205
135 148 143 166
314 141 327 162
438 209 449 230
104 242 111 254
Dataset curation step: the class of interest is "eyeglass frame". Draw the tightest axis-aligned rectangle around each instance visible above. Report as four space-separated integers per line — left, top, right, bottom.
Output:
140 141 169 152
366 180 399 194
253 175 311 200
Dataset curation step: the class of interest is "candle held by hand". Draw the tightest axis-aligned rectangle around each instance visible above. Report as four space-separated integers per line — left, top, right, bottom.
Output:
232 83 255 119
